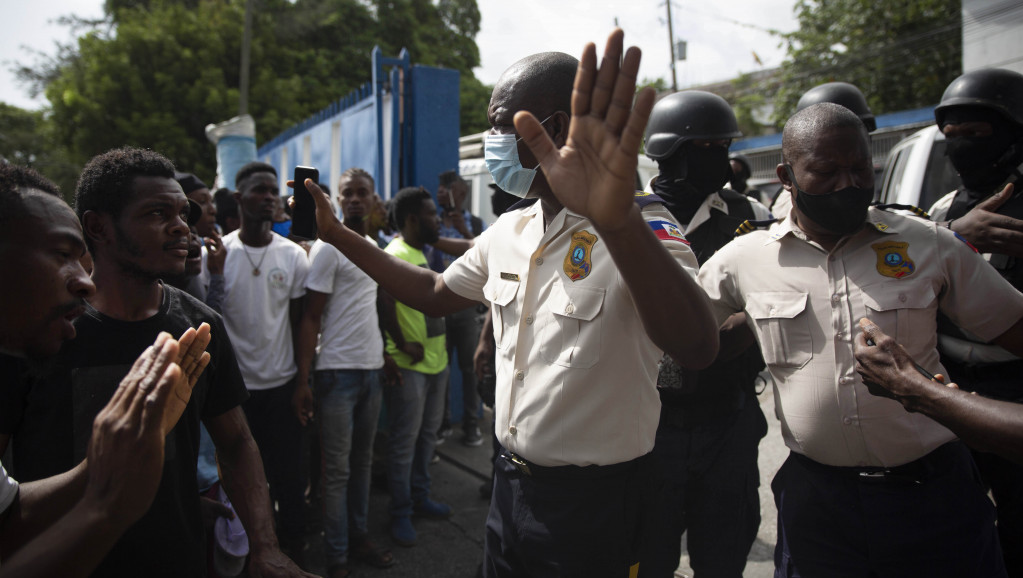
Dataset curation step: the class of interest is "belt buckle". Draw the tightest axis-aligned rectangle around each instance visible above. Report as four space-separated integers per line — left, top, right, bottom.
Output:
508 454 532 476
858 470 888 482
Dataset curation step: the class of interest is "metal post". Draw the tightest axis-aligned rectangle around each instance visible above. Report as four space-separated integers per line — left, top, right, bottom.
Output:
666 0 677 92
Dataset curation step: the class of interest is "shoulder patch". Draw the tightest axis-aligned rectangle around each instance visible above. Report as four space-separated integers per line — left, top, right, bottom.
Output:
648 219 689 244
634 190 667 208
953 231 979 253
734 218 777 237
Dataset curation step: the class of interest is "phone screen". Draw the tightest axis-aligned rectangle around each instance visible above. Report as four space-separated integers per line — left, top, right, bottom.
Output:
292 166 319 239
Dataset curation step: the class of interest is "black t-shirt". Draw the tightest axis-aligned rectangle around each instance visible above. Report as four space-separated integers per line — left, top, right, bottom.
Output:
0 284 249 577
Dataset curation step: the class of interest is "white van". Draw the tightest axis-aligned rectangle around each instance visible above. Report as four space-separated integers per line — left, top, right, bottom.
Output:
878 125 962 213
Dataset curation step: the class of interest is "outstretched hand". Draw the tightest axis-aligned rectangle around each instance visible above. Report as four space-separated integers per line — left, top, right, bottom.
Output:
515 29 655 232
951 183 1023 257
853 318 959 408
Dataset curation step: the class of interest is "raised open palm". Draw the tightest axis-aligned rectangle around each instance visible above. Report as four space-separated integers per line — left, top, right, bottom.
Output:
515 29 655 231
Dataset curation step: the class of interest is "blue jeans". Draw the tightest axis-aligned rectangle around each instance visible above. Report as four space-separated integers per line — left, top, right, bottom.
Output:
384 367 449 517
313 369 383 567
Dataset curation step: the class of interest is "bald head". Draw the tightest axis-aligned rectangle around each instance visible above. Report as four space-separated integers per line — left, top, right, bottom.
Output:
782 102 869 165
491 52 578 120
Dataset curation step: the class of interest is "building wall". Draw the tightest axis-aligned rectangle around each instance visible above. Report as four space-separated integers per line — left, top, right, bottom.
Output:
963 0 1023 74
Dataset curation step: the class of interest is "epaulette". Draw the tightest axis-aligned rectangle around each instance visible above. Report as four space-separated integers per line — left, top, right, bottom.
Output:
633 190 667 208
872 202 930 220
734 218 778 237
716 188 746 202
506 197 539 211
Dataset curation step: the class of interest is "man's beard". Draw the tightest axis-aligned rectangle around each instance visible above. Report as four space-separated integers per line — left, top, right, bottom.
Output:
114 224 181 281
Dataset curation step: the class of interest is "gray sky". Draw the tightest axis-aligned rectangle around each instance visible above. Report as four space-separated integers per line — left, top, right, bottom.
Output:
1 0 797 111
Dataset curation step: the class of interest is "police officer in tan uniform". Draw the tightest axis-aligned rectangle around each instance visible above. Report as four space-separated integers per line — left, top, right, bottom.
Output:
299 31 720 578
699 102 1023 577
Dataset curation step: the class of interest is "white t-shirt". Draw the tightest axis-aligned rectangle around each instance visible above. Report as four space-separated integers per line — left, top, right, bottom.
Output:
306 237 384 371
0 465 18 515
221 231 309 390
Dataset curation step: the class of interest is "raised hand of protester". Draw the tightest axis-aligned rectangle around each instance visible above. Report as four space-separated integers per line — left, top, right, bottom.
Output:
515 28 655 232
204 230 227 274
951 183 1023 257
166 323 212 433
83 333 185 526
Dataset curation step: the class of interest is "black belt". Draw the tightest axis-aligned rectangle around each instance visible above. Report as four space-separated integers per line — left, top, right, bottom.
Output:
790 441 964 486
500 450 649 480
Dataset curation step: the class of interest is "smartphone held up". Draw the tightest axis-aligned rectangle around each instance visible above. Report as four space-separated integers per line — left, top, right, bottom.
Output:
291 166 319 240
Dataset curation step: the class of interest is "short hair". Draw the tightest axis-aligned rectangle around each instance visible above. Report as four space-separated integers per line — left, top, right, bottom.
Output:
438 170 462 188
340 167 374 189
499 52 578 117
213 187 237 228
782 102 868 165
0 163 62 233
235 161 277 188
391 186 432 230
75 147 176 223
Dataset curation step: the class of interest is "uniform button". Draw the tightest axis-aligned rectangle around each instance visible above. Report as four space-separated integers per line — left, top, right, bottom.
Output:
515 370 525 381
565 304 575 315
836 333 846 341
509 425 517 435
839 376 851 385
525 315 534 325
899 293 907 303
831 294 841 303
534 257 543 266
769 306 777 314
843 417 852 425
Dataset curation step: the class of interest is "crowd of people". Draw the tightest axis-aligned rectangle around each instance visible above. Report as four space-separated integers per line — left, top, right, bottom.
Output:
1 27 1023 578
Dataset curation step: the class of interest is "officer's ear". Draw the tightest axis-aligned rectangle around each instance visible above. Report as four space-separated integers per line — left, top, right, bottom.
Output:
550 111 570 149
777 163 795 192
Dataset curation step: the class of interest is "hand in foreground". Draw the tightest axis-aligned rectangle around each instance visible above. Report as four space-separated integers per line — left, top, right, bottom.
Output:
167 324 212 434
248 549 320 578
83 333 183 526
515 29 655 232
853 318 958 409
382 353 403 387
951 183 1023 257
400 341 425 364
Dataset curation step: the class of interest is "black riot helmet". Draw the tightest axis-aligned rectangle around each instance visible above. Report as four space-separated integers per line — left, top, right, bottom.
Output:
644 91 742 161
796 82 876 133
934 68 1023 130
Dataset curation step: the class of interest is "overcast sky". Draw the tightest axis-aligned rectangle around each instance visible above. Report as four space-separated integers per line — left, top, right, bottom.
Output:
1 0 797 111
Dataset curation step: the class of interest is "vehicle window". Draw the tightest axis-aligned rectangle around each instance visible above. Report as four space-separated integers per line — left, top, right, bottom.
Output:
882 148 908 204
920 140 962 211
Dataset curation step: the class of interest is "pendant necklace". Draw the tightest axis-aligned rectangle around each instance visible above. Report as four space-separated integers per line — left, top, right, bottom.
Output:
241 242 268 276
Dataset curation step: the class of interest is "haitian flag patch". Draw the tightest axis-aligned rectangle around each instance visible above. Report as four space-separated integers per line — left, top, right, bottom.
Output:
648 220 689 244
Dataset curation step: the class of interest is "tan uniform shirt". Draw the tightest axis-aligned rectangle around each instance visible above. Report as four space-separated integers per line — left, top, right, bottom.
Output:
443 198 699 467
699 207 1023 467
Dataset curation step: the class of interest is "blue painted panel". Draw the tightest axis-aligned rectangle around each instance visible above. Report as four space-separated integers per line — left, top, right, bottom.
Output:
340 105 378 186
309 121 333 181
408 66 460 196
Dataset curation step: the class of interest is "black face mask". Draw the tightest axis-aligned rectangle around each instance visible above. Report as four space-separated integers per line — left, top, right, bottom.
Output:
946 134 1021 192
787 166 873 236
684 144 732 196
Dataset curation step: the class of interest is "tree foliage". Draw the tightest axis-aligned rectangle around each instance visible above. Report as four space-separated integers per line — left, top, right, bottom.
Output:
774 0 962 125
14 0 488 184
0 103 80 197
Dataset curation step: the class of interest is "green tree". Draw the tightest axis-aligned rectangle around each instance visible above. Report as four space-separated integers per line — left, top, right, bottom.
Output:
774 0 961 124
17 0 486 183
0 103 80 197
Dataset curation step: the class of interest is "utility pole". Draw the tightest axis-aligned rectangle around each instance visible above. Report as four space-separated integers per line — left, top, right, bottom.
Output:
239 0 253 115
666 0 678 92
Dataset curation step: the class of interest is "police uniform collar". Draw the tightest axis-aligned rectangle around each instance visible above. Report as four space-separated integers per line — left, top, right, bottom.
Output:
766 206 895 244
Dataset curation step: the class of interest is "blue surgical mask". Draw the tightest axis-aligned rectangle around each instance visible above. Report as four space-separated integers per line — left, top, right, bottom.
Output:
485 134 538 198
484 115 553 198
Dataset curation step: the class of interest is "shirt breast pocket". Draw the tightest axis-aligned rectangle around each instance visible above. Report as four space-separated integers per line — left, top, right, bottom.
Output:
540 282 605 369
861 283 936 346
483 277 520 350
747 292 812 369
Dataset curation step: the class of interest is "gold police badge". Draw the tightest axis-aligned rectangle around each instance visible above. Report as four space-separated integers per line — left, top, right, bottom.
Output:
872 241 916 279
564 230 598 281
